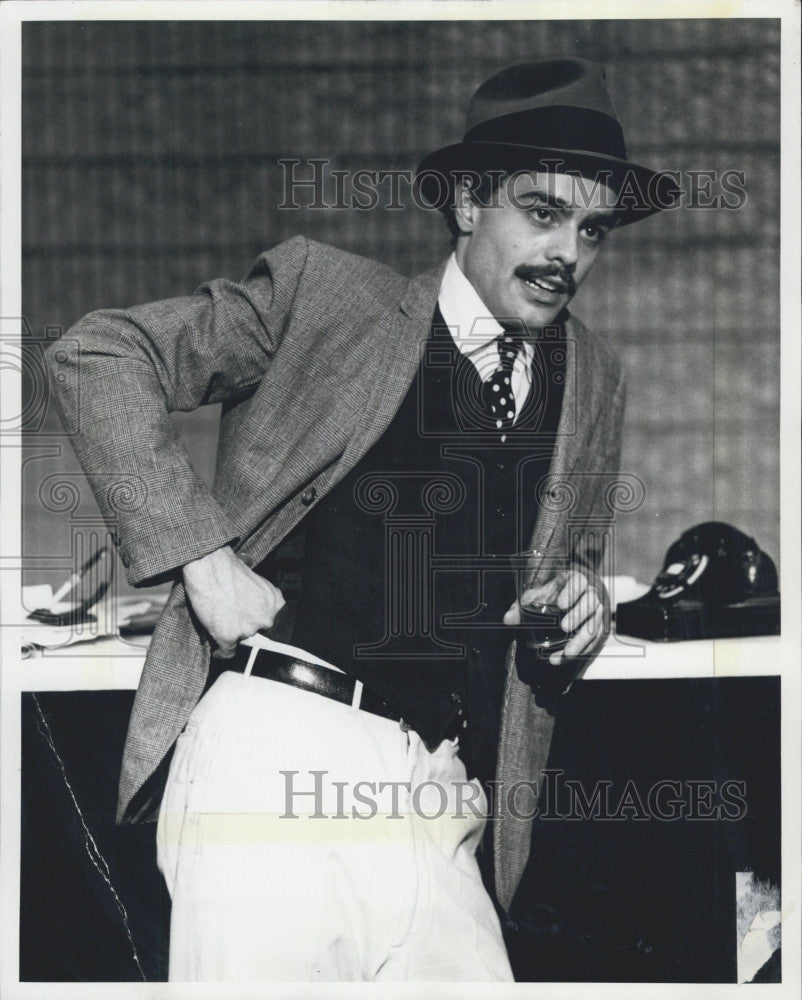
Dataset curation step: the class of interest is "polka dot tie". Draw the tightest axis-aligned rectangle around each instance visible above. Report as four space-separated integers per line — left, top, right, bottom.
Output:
483 333 523 442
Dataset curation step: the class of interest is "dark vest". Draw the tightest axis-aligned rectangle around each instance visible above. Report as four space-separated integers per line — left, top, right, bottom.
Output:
258 309 565 778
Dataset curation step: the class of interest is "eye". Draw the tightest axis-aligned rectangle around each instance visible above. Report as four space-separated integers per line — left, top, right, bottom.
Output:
581 223 608 244
529 206 555 224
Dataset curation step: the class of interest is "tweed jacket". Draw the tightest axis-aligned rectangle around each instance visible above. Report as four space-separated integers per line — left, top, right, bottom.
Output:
48 236 625 912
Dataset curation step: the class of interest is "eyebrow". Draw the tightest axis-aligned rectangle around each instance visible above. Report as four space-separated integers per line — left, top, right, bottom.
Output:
516 190 569 209
583 210 618 228
515 188 618 224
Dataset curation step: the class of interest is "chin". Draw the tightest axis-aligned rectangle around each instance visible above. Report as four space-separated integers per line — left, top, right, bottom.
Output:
519 305 563 331
504 290 563 331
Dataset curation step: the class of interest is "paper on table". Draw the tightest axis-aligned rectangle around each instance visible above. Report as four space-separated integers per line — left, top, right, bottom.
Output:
21 586 159 653
604 575 651 609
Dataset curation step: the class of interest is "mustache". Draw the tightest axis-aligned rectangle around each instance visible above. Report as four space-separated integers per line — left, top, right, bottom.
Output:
514 264 576 298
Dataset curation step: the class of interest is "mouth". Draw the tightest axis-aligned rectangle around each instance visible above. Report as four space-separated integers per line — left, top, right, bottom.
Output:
514 265 575 304
519 274 569 303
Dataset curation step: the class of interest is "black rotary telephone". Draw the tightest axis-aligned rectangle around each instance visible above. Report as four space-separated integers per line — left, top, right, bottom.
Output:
616 521 780 641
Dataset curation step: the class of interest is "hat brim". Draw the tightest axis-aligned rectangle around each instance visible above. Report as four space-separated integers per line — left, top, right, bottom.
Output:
415 141 681 225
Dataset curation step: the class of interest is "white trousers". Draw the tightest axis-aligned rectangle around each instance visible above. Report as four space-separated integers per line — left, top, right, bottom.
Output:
156 670 514 981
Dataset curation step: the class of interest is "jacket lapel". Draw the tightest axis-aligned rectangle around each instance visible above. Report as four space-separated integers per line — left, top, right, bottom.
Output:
526 314 605 556
338 262 444 473
494 315 613 912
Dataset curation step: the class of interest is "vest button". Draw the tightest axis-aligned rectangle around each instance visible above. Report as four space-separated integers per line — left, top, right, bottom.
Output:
300 486 317 506
496 462 505 472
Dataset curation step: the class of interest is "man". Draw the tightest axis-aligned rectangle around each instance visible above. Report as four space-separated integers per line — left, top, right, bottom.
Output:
47 59 676 980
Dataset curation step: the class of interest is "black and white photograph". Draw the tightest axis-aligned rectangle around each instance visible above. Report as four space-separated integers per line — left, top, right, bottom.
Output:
1 3 799 995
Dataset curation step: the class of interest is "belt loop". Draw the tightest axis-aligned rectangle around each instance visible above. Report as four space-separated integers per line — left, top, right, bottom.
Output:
351 679 363 709
243 646 259 678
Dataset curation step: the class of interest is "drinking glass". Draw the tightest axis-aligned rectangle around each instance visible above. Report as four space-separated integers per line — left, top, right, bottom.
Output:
508 547 572 656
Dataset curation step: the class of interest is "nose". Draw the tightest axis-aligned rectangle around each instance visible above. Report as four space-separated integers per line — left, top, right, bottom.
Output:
544 223 579 269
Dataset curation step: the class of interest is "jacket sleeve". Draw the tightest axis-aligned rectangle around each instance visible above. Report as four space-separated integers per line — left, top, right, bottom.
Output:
46 235 310 587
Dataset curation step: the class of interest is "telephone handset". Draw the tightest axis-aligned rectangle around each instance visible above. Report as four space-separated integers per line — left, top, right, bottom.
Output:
616 522 780 641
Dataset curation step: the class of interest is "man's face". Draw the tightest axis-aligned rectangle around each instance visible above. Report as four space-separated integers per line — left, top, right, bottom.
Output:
453 170 618 329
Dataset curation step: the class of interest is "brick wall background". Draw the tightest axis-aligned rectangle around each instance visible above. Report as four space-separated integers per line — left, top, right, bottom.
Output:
21 18 781 593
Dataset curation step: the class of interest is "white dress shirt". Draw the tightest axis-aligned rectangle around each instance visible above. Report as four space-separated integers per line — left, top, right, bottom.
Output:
437 253 534 424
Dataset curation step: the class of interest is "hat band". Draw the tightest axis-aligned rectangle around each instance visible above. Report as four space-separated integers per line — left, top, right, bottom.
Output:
464 106 627 162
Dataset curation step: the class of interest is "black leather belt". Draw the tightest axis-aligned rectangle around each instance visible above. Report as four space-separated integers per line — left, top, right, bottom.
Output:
207 645 465 745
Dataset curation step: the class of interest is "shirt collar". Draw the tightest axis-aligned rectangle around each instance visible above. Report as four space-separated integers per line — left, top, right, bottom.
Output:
437 254 505 359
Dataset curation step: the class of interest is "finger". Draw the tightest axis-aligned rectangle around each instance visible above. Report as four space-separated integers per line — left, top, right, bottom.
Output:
503 601 522 625
561 587 601 633
258 580 286 619
263 604 285 629
271 589 287 617
211 643 238 660
562 603 605 659
264 597 286 628
259 577 284 602
548 603 605 665
519 585 567 610
555 570 590 611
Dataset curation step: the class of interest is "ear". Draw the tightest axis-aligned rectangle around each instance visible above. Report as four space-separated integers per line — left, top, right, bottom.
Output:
452 180 480 234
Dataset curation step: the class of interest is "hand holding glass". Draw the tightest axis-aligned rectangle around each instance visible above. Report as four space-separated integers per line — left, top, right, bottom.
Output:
505 550 573 661
504 549 609 693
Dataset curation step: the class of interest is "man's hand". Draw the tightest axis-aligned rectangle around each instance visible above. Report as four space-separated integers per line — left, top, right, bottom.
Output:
503 569 609 666
182 545 285 658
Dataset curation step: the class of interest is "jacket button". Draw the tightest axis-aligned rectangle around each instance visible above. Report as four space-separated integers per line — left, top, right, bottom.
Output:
119 550 130 568
300 486 317 506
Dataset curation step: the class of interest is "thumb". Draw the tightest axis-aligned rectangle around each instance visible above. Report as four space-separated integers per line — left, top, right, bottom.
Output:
503 601 521 625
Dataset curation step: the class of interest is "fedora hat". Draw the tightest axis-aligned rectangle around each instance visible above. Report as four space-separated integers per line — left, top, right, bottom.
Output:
416 58 680 224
